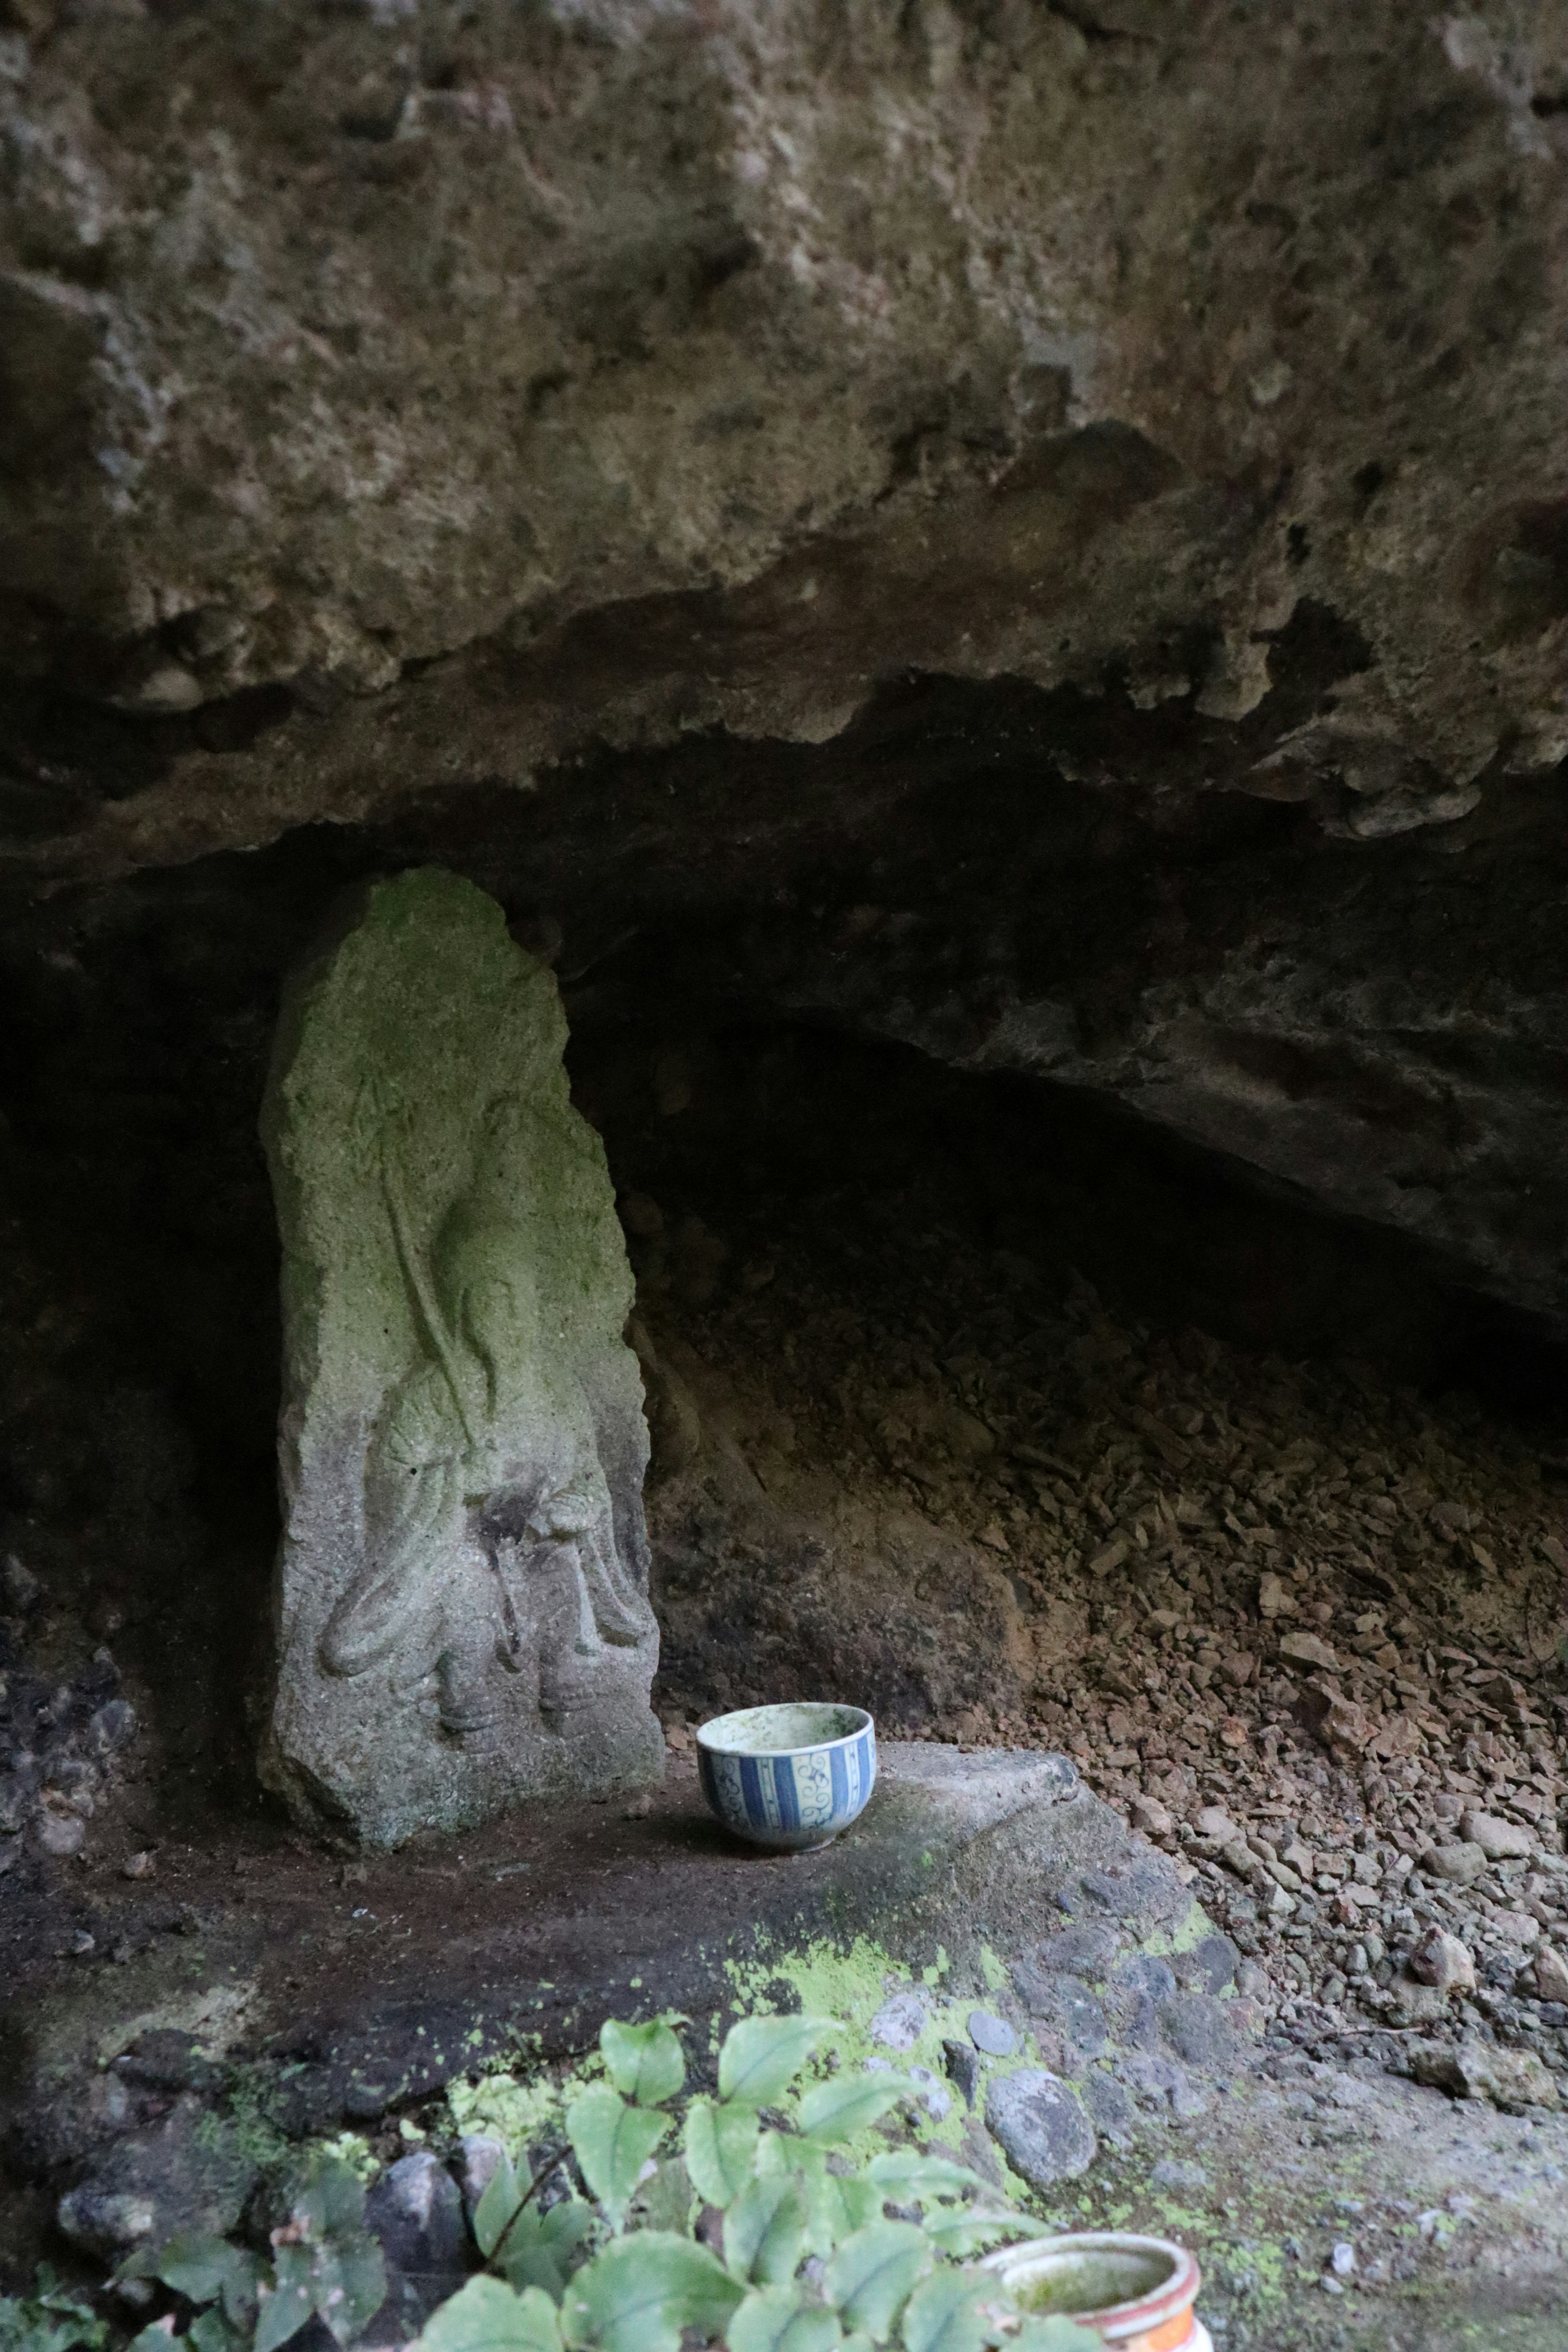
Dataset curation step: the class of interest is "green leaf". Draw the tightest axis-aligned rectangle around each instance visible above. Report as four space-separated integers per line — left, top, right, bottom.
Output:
821 2225 929 2344
123 2329 175 2352
0 2299 111 2352
188 2310 246 2352
600 2021 684 2110
499 2202 596 2302
797 2076 916 2147
255 2247 316 2352
560 2232 744 2352
727 2287 842 2352
416 2278 564 2352
718 2016 835 2108
899 2274 987 2352
290 2158 368 2241
566 2085 669 2226
862 2156 987 2198
921 2213 1049 2259
684 2099 761 2209
314 2237 389 2346
756 2132 818 2186
474 2153 526 2259
808 2172 882 2255
1009 2323 1097 2352
147 2236 248 2309
723 2172 810 2287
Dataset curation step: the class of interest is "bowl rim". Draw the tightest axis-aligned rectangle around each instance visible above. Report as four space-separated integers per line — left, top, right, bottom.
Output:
696 1702 875 1760
980 2232 1199 2338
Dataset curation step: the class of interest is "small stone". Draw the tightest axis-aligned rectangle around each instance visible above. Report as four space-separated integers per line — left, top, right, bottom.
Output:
1162 1993 1243 2071
908 2065 951 2122
1421 1842 1488 1886
1280 1630 1339 1672
1011 1967 1110 2060
32 1807 85 1859
1080 2070 1134 2143
1172 1934 1239 1996
665 1724 693 1753
870 1991 929 2052
967 2008 1016 2056
456 2145 505 2211
2 1554 40 1611
942 2039 981 2106
1194 1806 1238 1844
88 1699 138 1756
1257 1572 1296 1618
1151 2158 1207 2190
1330 2242 1356 2276
56 2189 156 2258
1491 1909 1540 1949
1033 1926 1121 1980
1528 1947 1568 2004
1409 1927 1475 1993
1130 1794 1173 1837
71 1930 96 1956
622 1793 653 1818
1384 1980 1451 2028
1410 2041 1559 2111
1218 1717 1250 1748
1461 1811 1533 1861
985 2069 1097 2188
122 1850 156 1880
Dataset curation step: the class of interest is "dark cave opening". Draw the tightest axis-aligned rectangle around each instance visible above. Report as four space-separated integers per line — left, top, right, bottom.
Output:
0 824 1563 1847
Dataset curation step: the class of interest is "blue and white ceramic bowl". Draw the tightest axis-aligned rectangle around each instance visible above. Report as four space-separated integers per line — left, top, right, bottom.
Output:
697 1703 876 1852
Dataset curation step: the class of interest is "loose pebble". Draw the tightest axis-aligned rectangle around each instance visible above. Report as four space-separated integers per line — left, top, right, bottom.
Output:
967 2008 1017 2056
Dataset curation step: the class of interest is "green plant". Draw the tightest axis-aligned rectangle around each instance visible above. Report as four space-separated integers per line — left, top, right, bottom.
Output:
0 2271 109 2352
113 2005 1095 2352
439 2010 1089 2352
117 2156 385 2352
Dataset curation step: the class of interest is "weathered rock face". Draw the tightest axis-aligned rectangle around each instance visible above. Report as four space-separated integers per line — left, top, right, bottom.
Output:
2 2 1566 1321
261 867 662 1847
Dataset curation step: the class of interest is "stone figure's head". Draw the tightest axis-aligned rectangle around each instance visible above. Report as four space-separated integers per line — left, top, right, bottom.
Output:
432 1196 539 1381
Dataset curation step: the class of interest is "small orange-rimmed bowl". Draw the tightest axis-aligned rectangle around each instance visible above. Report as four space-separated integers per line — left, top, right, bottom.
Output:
984 2233 1207 2351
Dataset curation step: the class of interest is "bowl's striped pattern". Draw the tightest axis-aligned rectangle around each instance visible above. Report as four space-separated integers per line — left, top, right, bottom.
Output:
698 1719 875 1849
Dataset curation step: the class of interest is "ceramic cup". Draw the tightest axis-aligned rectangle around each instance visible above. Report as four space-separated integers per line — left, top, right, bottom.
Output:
982 2233 1208 2352
697 1702 876 1851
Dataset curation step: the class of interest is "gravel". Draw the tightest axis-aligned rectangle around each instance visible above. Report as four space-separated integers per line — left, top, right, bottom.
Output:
648 1185 1568 2111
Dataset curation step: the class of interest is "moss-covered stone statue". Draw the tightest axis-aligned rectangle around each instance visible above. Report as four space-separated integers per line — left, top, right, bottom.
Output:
260 868 663 1847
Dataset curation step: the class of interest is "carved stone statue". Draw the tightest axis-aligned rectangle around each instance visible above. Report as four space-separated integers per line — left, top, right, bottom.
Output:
261 869 663 1848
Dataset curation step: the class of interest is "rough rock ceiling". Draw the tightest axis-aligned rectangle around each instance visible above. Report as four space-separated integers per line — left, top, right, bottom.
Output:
1 0 1565 1324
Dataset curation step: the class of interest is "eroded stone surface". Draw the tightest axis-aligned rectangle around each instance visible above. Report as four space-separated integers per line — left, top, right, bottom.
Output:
261 867 662 1846
2 2 1567 1332
985 2066 1098 2189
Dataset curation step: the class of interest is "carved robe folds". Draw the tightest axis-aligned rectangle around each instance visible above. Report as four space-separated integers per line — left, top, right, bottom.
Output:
261 867 663 1848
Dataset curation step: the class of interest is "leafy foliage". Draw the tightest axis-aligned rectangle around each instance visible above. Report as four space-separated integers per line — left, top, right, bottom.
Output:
559 2236 742 2352
598 2021 685 2110
683 2097 762 2208
116 2158 384 2352
0 2272 109 2352
118 2003 1098 2352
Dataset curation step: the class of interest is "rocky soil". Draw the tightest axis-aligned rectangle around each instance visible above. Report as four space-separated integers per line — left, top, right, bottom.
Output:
632 1142 1568 2122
